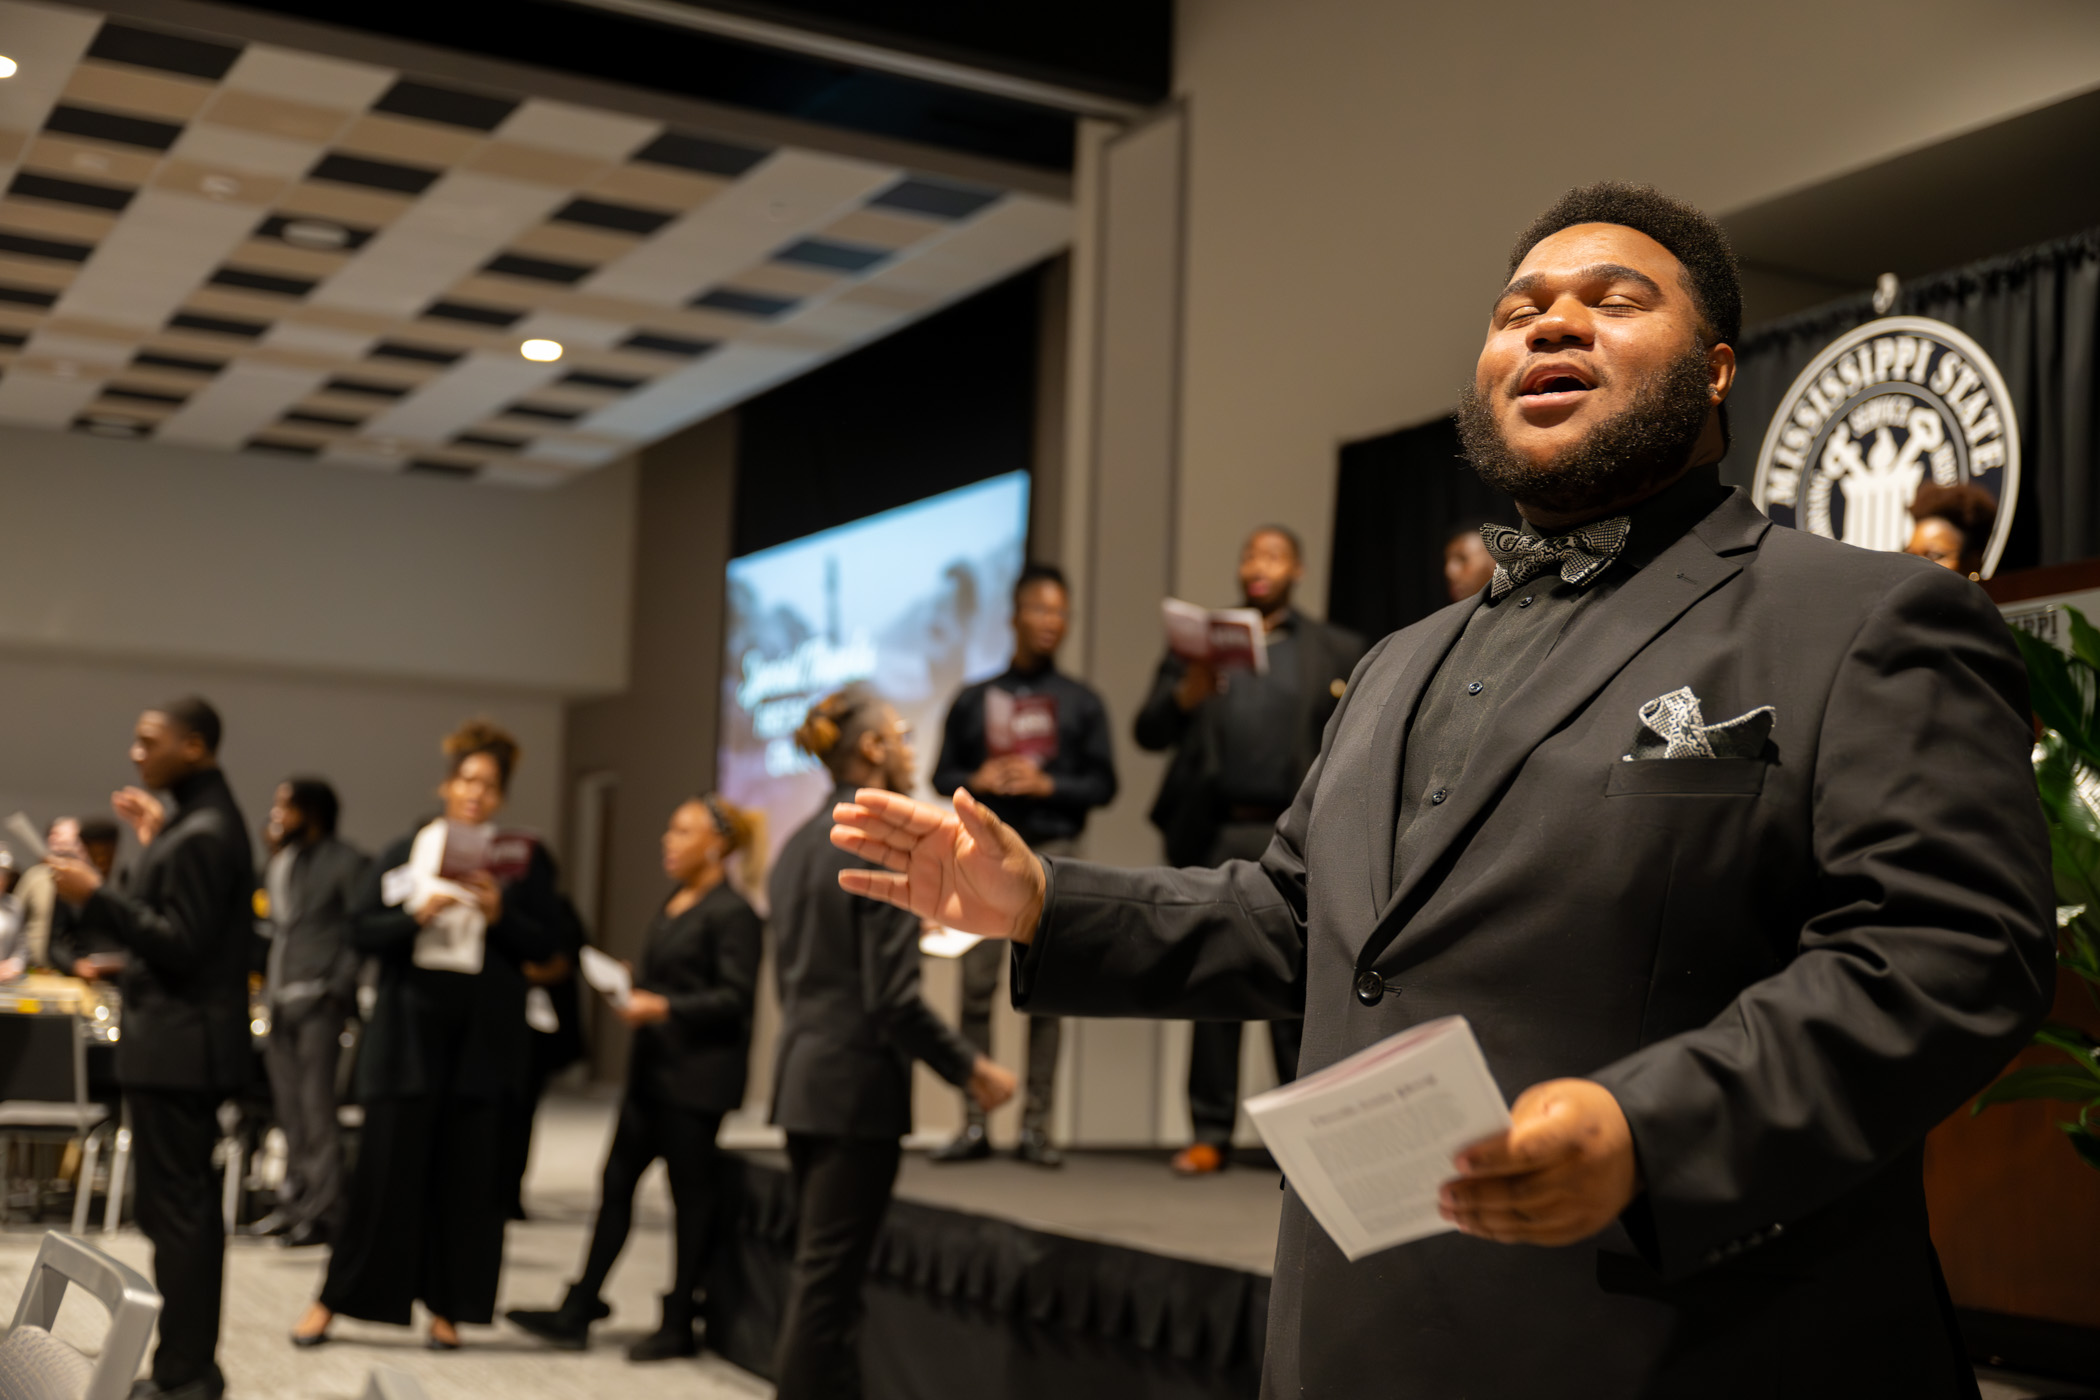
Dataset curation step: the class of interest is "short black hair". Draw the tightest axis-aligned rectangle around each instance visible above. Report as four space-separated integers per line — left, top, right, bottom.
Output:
1443 517 1489 547
1246 523 1303 561
76 816 120 848
155 695 222 754
1014 562 1067 606
283 776 340 836
1508 182 1741 348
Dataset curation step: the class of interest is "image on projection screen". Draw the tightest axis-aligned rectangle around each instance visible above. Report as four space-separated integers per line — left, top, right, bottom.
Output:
719 471 1031 888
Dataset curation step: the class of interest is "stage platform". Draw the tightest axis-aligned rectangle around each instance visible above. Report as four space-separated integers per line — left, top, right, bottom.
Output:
706 1148 1284 1400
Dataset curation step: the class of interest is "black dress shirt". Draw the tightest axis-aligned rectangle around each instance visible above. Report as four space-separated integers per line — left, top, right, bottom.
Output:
1213 618 1304 808
932 660 1118 843
631 881 763 1113
1393 466 1730 886
82 767 255 1092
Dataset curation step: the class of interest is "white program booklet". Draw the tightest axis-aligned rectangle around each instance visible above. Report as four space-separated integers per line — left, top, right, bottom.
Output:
1245 1015 1510 1261
918 926 984 959
577 945 633 1009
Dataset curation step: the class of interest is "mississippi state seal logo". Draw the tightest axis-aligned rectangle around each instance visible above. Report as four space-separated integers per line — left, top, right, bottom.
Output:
1751 317 2018 575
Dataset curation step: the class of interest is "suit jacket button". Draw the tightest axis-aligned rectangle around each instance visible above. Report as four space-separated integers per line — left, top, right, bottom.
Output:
1354 971 1385 1006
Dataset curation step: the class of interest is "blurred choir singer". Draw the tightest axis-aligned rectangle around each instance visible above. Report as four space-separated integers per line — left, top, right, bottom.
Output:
510 794 764 1362
249 778 368 1250
769 686 1016 1399
49 698 253 1400
929 563 1117 1167
295 721 561 1352
1134 526 1364 1175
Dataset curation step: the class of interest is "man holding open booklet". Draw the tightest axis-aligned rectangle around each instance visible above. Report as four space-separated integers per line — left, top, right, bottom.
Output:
827 184 2054 1398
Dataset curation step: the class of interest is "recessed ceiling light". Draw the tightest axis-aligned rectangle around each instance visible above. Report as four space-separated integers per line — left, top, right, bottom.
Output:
0 57 18 80
82 416 146 438
520 338 563 362
280 218 350 251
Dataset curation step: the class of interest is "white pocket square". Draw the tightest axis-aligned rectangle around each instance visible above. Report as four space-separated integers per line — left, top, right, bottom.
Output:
1627 687 1775 761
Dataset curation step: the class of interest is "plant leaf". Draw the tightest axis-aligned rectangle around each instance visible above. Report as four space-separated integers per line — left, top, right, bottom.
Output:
2016 629 2097 756
1971 1064 2100 1114
2057 1121 2100 1172
2064 606 2100 680
2033 1023 2100 1063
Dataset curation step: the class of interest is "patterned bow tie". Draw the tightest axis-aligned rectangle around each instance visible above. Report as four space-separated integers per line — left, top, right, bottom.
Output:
1479 516 1632 601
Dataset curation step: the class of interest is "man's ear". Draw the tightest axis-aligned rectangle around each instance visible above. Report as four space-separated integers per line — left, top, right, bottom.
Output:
1708 340 1737 404
857 727 886 767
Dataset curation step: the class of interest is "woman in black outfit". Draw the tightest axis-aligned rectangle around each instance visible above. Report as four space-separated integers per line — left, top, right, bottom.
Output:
293 720 560 1350
507 793 765 1360
768 684 1016 1400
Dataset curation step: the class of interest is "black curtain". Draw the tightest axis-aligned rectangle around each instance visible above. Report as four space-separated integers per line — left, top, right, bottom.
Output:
1325 416 1513 644
1726 227 2100 574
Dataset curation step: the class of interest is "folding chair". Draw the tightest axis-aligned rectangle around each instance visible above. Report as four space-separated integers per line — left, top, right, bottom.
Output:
0 1230 161 1400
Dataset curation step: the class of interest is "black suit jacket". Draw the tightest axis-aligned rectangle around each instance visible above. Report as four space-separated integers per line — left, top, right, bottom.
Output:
83 768 255 1093
264 834 369 1010
630 881 763 1113
350 829 561 1104
1017 493 2053 1399
770 788 977 1139
1134 611 1366 864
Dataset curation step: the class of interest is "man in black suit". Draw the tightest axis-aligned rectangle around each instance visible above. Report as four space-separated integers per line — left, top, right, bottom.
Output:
249 777 367 1248
1135 524 1363 1173
828 183 2054 1398
53 697 255 1400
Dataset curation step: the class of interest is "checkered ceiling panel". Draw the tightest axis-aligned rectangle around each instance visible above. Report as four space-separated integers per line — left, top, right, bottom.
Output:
0 1 1071 485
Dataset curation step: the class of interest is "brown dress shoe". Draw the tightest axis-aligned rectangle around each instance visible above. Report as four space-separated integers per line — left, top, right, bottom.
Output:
1171 1143 1226 1175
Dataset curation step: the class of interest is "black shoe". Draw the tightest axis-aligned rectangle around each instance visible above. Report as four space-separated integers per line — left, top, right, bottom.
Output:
930 1123 992 1163
627 1324 698 1362
505 1285 610 1351
244 1209 294 1238
1015 1129 1063 1168
283 1219 329 1249
130 1367 225 1400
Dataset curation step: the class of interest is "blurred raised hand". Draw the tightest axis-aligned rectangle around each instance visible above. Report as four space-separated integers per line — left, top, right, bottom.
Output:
830 788 1046 943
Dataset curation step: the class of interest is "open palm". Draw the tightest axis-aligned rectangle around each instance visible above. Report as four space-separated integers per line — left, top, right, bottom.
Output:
830 788 1046 941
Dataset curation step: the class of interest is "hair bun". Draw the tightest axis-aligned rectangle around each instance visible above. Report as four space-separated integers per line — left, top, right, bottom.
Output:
794 713 841 757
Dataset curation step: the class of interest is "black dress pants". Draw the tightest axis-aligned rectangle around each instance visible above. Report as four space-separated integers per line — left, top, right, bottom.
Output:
319 1094 507 1325
575 1094 724 1318
262 998 347 1231
1188 821 1304 1146
128 1088 226 1391
773 1133 902 1400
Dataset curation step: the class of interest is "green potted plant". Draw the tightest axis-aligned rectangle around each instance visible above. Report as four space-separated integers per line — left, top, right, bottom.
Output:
1975 608 2100 1167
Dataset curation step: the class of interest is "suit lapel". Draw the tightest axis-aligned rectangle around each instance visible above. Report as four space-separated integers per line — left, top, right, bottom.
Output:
1357 492 1771 968
1364 596 1480 911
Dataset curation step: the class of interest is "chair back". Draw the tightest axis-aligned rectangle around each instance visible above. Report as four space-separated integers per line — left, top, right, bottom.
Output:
6 1232 161 1400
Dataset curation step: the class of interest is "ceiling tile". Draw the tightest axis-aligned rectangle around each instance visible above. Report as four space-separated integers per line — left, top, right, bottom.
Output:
0 2 100 138
633 131 770 178
86 22 240 83
221 45 392 111
171 122 324 179
466 141 609 190
371 79 517 134
43 102 182 151
0 368 104 427
155 359 324 448
586 162 728 213
197 88 355 146
55 187 258 328
868 175 1003 222
311 169 566 318
333 113 481 170
273 180 412 230
494 100 655 161
151 160 286 208
62 58 214 122
18 136 155 192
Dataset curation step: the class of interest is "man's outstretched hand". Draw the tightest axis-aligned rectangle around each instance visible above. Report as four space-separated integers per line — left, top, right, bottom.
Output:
1437 1079 1640 1246
831 788 1046 944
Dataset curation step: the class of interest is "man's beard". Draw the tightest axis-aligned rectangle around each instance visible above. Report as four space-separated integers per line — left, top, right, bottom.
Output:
1456 343 1714 517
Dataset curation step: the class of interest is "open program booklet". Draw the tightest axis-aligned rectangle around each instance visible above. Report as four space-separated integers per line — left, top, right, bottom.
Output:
1245 1015 1510 1260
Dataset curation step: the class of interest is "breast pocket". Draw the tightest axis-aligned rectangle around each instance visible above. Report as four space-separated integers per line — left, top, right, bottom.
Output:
1606 757 1767 796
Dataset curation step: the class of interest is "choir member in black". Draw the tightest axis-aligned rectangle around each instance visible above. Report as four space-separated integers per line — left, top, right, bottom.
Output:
1443 517 1497 602
507 793 765 1360
1905 479 1997 579
249 778 368 1249
49 697 253 1400
292 720 560 1351
1134 525 1365 1175
928 563 1116 1166
771 685 1017 1400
